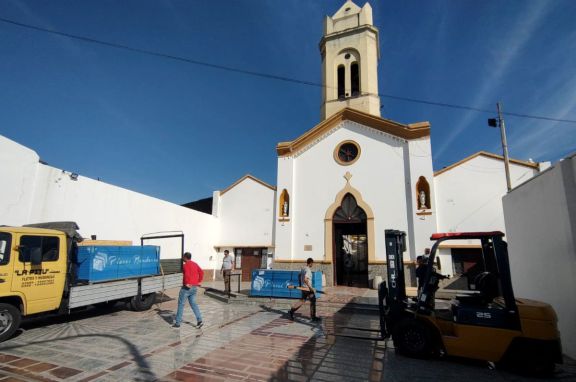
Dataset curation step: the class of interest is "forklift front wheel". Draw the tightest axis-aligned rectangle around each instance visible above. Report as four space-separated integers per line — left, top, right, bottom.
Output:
0 303 21 342
393 319 435 359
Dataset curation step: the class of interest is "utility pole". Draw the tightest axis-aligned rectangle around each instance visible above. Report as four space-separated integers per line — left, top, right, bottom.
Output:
488 102 512 191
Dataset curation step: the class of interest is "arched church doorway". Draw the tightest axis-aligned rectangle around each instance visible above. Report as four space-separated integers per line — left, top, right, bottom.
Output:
333 193 368 287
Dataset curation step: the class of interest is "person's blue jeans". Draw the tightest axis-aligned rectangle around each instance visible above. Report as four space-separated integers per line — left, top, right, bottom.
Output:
174 286 202 325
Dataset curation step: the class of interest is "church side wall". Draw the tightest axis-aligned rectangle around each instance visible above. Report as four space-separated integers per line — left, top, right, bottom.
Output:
1 135 218 272
434 155 540 277
275 157 295 260
0 136 40 225
434 156 539 234
217 179 275 247
503 155 576 359
406 137 437 259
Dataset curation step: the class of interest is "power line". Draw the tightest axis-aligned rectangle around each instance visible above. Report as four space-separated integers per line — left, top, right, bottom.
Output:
1 16 576 126
377 93 576 124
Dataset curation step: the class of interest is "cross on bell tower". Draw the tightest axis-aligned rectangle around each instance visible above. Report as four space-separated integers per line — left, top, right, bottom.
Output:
320 0 381 120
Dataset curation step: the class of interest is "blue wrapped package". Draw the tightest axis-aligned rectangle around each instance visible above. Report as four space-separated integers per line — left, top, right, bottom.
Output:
250 269 323 298
76 245 160 283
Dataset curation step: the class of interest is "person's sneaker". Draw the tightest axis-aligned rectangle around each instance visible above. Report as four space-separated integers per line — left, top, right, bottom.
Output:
196 321 204 329
172 323 181 328
289 309 295 321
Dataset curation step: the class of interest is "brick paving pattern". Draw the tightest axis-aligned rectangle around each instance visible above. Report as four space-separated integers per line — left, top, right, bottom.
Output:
0 286 573 381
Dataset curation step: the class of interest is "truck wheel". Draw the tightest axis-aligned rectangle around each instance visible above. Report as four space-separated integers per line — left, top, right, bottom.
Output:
0 303 21 342
130 293 156 311
393 319 434 358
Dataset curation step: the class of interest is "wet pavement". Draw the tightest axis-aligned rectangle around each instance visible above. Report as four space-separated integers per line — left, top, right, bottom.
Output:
0 285 574 381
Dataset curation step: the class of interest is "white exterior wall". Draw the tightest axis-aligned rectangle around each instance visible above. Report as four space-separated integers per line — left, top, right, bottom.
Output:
216 177 275 247
434 155 539 234
0 136 217 270
276 120 420 262
406 138 438 258
503 155 576 359
275 157 295 259
0 136 40 225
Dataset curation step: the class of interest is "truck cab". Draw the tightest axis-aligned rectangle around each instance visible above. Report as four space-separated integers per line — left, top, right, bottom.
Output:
0 226 69 340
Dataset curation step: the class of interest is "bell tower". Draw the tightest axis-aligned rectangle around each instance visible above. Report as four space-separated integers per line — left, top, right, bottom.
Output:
320 1 380 120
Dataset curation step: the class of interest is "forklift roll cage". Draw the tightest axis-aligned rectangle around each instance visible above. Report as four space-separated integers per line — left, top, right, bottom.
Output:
338 230 519 340
337 229 562 373
422 231 518 316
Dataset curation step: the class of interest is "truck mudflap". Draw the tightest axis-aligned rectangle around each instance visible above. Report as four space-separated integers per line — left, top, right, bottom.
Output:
69 273 182 309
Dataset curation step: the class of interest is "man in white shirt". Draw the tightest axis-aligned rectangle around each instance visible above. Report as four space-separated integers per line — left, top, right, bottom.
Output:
221 250 234 294
289 258 319 321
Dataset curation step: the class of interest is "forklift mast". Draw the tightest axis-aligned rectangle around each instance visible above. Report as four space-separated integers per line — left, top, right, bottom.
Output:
384 230 407 311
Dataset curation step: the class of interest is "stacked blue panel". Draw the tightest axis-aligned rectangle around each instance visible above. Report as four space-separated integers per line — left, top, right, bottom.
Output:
250 269 272 297
249 269 323 299
272 270 294 298
76 245 160 283
140 246 161 276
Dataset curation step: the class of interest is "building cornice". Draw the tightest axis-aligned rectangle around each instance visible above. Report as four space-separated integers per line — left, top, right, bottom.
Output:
276 108 430 157
319 25 379 52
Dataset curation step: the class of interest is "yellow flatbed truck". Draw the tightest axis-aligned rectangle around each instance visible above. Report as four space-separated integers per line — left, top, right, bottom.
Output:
0 222 182 342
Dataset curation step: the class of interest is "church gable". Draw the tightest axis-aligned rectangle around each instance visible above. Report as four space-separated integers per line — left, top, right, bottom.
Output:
277 108 430 157
434 151 539 177
220 174 276 197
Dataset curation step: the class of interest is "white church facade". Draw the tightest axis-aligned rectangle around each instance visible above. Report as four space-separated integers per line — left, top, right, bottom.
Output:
0 1 548 286
212 1 547 286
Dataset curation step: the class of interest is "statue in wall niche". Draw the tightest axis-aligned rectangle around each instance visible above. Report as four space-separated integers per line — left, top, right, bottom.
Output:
419 190 427 210
283 201 289 217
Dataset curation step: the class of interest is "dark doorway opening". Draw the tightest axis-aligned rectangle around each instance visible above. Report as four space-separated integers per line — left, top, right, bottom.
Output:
332 194 368 287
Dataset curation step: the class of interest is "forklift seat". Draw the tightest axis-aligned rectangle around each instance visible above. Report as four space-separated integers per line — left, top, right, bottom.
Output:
455 272 499 306
475 271 499 302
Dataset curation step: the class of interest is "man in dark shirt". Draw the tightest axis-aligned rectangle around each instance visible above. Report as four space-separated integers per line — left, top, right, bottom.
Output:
416 249 430 294
173 252 204 328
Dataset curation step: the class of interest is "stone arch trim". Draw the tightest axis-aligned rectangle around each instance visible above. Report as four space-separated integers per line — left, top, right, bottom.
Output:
324 182 376 264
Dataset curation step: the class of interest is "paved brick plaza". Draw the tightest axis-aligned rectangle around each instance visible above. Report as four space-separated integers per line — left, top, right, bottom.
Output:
0 287 574 381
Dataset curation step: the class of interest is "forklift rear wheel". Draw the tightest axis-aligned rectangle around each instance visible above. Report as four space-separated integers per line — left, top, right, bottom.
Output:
0 303 21 342
393 319 434 358
130 293 156 311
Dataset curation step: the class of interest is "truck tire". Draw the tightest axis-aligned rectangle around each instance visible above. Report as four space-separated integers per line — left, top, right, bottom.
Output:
393 319 435 359
0 303 21 342
130 293 156 311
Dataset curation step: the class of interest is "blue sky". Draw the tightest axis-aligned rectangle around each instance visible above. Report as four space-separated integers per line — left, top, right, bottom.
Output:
1 0 575 204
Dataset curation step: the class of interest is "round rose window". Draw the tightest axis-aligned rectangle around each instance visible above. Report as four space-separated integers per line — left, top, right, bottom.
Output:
334 141 360 165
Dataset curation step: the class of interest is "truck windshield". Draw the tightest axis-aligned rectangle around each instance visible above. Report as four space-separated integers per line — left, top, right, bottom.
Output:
0 233 11 265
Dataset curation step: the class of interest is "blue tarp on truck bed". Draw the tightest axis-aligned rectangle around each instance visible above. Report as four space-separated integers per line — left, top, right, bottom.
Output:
76 246 160 283
250 269 322 298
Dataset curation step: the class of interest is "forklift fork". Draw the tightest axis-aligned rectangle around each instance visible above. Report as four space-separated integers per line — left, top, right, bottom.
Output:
335 230 406 341
335 282 389 341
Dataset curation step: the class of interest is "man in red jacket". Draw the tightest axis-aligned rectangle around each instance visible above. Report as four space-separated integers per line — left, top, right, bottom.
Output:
173 252 204 328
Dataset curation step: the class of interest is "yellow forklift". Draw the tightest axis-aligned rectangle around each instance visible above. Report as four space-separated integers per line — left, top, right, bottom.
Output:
343 230 563 374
